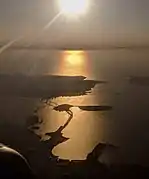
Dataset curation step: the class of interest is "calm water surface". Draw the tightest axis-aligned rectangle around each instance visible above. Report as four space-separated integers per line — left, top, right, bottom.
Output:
1 49 149 165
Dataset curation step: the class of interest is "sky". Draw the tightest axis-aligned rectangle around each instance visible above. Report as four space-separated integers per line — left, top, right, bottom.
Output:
0 0 149 45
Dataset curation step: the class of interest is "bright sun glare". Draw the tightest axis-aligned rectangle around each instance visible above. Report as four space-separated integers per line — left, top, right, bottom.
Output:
59 0 89 15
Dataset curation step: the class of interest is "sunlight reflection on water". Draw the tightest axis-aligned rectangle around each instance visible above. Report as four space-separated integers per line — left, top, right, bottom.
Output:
38 50 105 160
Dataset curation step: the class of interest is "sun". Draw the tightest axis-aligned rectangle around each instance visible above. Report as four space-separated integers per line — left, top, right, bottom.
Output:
59 0 89 16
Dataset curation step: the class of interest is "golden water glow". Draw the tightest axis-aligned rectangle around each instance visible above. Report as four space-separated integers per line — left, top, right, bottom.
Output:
47 50 104 160
39 50 104 160
64 50 85 65
57 50 89 76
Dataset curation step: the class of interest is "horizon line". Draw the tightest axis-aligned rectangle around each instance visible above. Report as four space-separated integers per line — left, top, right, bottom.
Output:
1 43 149 51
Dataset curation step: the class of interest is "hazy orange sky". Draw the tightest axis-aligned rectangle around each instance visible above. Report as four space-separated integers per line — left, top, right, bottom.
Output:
0 0 149 45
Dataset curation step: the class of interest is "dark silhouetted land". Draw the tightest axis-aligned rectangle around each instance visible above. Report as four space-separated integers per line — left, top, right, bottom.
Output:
0 74 105 99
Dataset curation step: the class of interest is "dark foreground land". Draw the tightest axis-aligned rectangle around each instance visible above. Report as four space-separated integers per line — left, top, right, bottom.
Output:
0 74 149 179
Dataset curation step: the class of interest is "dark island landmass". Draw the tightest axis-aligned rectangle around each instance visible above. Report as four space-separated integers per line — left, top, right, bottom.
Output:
0 74 149 178
0 74 106 99
128 76 149 86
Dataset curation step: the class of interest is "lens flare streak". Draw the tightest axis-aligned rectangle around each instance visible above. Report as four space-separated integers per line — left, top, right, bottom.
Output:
0 36 23 55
